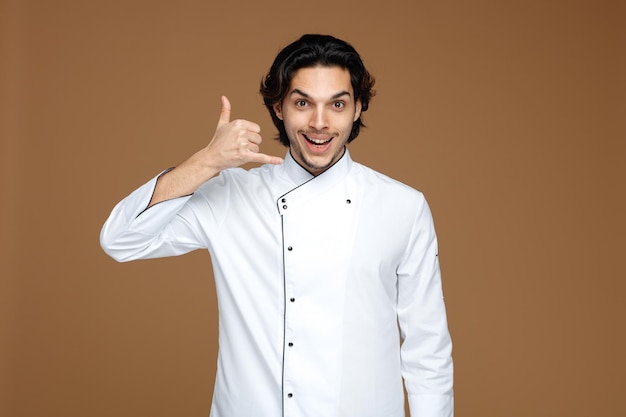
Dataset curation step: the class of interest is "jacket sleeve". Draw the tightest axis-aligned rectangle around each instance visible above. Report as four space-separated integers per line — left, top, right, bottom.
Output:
396 195 454 416
99 170 217 262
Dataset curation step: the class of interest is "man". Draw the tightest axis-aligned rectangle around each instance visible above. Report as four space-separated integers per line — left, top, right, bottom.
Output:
101 34 453 417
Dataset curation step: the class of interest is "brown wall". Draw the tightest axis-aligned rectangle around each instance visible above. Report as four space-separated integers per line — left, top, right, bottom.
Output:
2 0 624 416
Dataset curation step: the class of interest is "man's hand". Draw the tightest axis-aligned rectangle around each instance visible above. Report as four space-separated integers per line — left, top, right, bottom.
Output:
148 96 283 207
204 96 283 171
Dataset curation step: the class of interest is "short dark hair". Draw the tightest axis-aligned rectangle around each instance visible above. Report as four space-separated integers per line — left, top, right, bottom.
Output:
260 34 375 146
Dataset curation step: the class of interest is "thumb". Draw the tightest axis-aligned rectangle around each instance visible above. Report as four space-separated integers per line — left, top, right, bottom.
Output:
217 95 231 126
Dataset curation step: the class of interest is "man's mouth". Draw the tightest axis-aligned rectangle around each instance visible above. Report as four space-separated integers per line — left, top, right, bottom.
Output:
303 134 333 145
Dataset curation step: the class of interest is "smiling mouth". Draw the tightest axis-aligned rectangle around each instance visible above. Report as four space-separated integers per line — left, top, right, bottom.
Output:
303 134 333 145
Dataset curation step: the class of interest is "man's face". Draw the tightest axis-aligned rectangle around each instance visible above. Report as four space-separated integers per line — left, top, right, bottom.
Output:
274 66 362 176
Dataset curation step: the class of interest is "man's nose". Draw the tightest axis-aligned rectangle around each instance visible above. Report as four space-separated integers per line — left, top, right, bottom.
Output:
309 107 329 130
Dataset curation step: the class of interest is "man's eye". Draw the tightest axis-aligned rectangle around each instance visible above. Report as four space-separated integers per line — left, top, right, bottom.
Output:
333 101 345 109
295 100 307 107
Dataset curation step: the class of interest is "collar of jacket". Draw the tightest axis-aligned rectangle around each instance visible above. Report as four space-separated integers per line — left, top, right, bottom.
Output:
276 148 353 215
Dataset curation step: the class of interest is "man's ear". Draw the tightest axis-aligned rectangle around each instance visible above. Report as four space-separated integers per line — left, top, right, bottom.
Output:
273 102 283 120
353 100 362 122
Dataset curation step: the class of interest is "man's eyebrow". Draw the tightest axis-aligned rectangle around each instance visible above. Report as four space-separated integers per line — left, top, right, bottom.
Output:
290 88 310 98
331 91 352 100
289 89 352 100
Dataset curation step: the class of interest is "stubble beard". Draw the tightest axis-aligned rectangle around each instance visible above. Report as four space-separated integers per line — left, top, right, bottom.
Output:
292 139 347 176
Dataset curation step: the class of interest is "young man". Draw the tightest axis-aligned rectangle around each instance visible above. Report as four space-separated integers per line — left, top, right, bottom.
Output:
101 34 453 417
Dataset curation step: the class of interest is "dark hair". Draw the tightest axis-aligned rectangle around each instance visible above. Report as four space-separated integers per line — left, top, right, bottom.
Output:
260 34 375 146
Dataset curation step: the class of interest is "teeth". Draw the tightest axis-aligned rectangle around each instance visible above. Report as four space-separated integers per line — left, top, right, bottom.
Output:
305 135 331 144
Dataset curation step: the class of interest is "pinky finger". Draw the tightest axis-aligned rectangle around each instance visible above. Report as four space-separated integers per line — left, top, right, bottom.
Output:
250 152 283 165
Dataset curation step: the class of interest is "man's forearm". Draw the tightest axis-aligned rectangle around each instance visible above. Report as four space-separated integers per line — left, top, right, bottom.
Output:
148 150 220 207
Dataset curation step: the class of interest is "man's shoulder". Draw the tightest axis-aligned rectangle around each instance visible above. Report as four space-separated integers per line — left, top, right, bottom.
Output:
350 161 424 199
209 163 278 182
195 163 281 195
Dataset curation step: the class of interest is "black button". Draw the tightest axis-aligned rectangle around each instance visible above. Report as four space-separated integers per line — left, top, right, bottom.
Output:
290 298 295 302
283 205 288 209
346 199 351 204
281 198 286 203
288 393 293 398
288 342 293 347
287 246 293 251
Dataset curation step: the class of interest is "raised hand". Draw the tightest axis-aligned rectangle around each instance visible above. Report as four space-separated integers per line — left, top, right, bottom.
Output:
148 96 283 207
204 96 283 171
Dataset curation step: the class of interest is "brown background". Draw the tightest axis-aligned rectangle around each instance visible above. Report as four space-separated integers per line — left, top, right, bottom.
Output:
2 0 624 416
